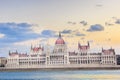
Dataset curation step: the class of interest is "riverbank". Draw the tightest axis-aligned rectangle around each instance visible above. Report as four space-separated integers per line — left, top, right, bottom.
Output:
1 65 120 72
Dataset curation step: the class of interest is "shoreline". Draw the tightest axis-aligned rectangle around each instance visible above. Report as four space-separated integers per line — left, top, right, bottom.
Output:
1 67 120 72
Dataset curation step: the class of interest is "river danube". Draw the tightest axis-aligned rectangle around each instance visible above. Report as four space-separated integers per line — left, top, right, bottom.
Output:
0 70 120 80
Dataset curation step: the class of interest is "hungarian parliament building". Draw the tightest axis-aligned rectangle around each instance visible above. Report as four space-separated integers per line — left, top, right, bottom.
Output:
6 33 117 69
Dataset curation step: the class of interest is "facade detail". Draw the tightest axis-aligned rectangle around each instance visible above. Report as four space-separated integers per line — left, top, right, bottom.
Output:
0 57 7 67
6 33 117 68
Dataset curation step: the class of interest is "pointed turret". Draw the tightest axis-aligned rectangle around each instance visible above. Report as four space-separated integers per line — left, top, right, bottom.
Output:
102 47 103 52
31 44 33 50
78 42 81 49
42 47 44 51
39 44 41 48
16 50 18 54
59 32 61 38
9 50 11 55
88 41 90 47
111 46 112 49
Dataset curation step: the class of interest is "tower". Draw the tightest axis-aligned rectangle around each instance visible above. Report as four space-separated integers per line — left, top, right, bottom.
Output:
78 42 90 55
53 32 67 54
30 44 44 54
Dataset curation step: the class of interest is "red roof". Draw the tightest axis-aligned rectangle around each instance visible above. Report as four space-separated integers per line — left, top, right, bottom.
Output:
55 32 65 44
19 53 28 57
9 52 18 57
9 53 18 57
79 46 89 50
32 47 44 52
102 49 115 54
69 52 77 56
78 42 90 50
55 38 65 44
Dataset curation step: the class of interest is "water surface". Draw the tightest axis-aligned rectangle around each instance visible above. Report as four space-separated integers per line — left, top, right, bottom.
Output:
0 70 120 80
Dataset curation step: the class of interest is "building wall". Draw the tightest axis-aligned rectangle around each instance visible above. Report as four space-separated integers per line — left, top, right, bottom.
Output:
69 53 101 65
0 57 7 67
101 51 116 65
6 51 118 68
5 33 118 68
116 55 120 65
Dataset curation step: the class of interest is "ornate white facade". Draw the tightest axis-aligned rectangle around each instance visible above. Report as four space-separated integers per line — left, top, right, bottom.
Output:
6 33 117 68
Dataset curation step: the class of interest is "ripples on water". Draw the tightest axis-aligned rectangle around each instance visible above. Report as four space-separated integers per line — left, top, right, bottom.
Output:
0 70 120 80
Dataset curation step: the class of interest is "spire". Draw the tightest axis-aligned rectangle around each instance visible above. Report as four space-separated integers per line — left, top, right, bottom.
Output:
9 50 11 55
78 42 80 49
88 41 90 47
111 46 112 49
31 44 33 50
102 47 103 52
9 50 10 53
42 47 44 51
16 50 18 53
39 44 41 48
78 42 81 46
59 32 61 38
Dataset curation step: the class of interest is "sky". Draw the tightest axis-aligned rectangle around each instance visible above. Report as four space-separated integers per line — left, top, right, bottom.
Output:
0 0 120 57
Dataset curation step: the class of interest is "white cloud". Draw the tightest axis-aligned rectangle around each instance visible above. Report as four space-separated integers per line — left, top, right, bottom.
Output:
14 38 48 46
0 33 5 38
30 25 44 34
87 24 104 32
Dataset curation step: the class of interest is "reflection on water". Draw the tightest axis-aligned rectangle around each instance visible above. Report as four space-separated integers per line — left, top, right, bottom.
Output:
0 70 120 80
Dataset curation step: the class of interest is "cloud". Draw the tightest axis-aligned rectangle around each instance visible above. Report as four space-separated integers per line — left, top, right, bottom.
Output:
87 24 104 32
75 32 85 36
72 22 76 25
110 17 120 24
0 33 5 38
88 40 94 43
61 30 72 34
14 38 48 46
30 25 44 34
112 17 117 20
115 19 120 24
67 21 76 25
73 30 86 36
61 29 85 36
66 35 74 37
41 30 56 37
96 4 103 7
80 20 87 26
106 38 111 41
0 22 40 43
67 21 72 24
105 22 114 26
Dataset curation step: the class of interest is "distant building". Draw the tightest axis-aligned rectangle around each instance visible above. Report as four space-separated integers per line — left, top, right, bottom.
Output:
116 55 120 65
6 33 117 68
0 57 7 67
